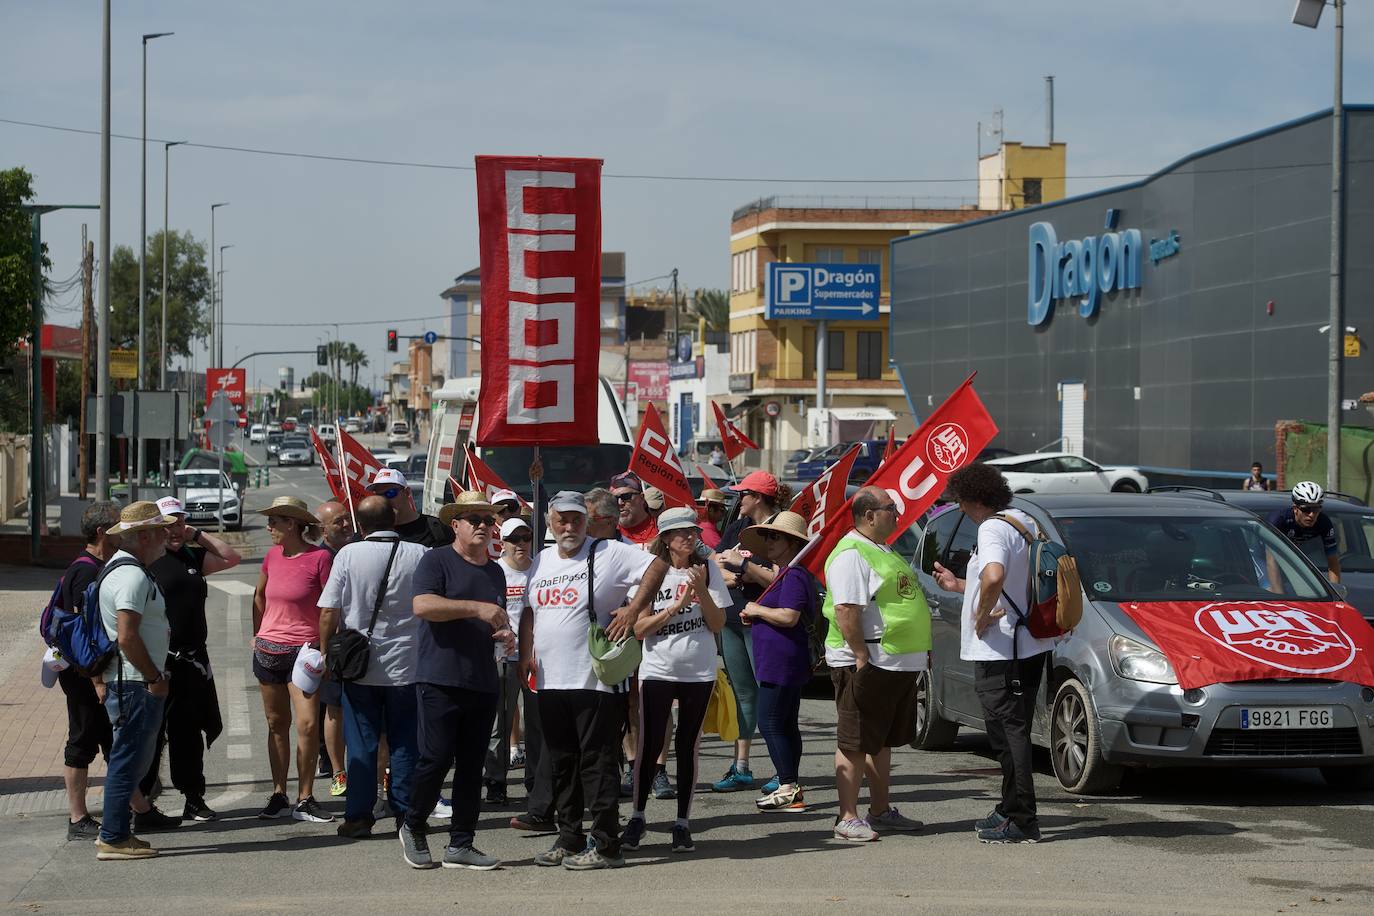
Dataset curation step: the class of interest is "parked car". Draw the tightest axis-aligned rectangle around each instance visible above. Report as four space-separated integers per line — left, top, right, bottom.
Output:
173 468 241 530
265 430 284 455
794 439 889 482
277 436 313 466
983 452 1149 494
316 423 338 446
342 417 363 433
781 447 815 480
281 417 298 433
912 492 1374 793
248 423 266 444
369 447 400 467
387 421 411 448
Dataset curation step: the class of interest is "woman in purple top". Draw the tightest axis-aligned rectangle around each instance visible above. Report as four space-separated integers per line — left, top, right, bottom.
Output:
738 511 816 812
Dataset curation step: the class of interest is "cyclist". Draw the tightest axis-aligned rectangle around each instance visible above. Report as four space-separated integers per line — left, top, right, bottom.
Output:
1267 481 1341 585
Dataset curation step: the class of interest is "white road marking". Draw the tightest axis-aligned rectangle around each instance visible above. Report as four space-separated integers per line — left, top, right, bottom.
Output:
227 744 252 760
206 772 256 812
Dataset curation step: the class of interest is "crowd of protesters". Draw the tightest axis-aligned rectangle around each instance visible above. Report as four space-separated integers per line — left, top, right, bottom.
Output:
44 453 1044 865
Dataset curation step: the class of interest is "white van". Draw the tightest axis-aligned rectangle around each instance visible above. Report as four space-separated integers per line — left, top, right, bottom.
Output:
421 376 633 516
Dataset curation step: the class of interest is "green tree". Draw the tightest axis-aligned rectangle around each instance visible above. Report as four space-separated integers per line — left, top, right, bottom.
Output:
108 230 210 383
343 342 368 389
0 167 51 430
692 288 730 332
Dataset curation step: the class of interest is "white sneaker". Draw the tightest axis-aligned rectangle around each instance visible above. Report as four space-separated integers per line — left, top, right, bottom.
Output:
431 797 453 820
833 817 878 842
755 784 805 811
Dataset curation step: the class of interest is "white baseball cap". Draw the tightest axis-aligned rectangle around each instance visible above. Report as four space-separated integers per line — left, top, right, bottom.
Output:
291 646 325 694
368 468 407 490
490 488 519 507
499 517 531 540
41 646 69 688
157 496 186 517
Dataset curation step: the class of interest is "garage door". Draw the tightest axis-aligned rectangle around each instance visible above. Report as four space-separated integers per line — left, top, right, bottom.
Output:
1059 381 1085 455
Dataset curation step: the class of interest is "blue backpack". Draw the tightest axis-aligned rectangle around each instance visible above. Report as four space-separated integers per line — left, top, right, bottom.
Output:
38 555 99 648
48 556 145 679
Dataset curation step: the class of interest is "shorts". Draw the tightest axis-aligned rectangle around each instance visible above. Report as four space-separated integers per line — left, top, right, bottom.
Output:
317 677 342 707
253 638 301 686
57 667 113 769
831 664 919 755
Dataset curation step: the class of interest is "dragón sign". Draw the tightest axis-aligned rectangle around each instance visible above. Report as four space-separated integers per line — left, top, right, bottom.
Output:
765 262 880 320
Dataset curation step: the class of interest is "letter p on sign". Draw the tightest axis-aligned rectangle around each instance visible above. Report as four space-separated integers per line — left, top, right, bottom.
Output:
777 268 809 304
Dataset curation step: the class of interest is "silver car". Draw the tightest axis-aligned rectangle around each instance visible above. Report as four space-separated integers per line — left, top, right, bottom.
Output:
912 493 1374 793
277 437 314 466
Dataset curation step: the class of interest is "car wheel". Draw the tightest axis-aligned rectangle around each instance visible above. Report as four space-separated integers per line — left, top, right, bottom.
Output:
1320 765 1374 790
1112 480 1141 493
910 669 960 750
1050 678 1123 794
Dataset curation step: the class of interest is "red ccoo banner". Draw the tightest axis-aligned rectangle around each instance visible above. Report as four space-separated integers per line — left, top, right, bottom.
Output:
711 400 759 460
475 156 603 446
628 402 695 509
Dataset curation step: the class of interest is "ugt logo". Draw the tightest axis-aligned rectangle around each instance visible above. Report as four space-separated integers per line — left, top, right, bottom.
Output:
1194 602 1357 675
926 423 969 474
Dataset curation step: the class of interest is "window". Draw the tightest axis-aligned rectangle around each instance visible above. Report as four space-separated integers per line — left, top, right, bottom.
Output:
1022 178 1043 206
857 330 883 379
919 508 963 575
747 248 757 290
1056 456 1098 474
811 246 844 264
826 329 845 371
858 247 883 264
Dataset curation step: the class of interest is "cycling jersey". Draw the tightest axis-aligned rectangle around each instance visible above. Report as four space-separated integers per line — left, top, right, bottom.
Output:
1268 508 1338 557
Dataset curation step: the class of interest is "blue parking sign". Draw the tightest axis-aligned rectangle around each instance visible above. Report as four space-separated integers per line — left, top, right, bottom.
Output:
765 262 880 320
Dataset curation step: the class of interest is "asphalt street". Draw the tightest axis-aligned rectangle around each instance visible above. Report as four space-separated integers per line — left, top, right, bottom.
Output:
3 440 1374 914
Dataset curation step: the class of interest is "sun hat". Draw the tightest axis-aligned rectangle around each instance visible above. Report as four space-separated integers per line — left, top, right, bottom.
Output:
438 490 496 527
156 496 186 517
740 510 810 555
729 470 780 497
642 486 666 512
548 490 587 514
697 488 728 505
107 500 178 535
609 472 643 493
368 467 407 489
656 506 701 535
41 646 69 689
291 646 325 694
499 517 531 540
257 495 319 525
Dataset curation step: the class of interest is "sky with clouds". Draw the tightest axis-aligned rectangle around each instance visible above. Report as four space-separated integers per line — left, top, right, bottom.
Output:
4 0 1372 389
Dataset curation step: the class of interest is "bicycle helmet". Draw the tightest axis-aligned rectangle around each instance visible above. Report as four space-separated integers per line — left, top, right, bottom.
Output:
1291 480 1324 505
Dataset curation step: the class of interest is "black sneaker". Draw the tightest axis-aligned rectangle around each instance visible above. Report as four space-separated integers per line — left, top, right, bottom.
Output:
509 813 556 833
651 771 676 800
292 795 335 823
183 797 219 822
620 765 634 798
484 781 509 806
978 820 1041 844
133 805 182 832
66 815 100 841
621 816 646 851
974 808 1007 832
258 792 291 819
670 825 694 853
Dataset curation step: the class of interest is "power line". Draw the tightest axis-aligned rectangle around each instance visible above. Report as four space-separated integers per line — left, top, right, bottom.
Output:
220 312 451 328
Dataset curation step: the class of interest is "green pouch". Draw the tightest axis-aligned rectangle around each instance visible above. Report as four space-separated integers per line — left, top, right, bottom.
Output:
583 539 642 686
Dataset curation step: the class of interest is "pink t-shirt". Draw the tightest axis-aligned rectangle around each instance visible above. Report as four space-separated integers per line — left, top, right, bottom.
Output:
258 544 333 646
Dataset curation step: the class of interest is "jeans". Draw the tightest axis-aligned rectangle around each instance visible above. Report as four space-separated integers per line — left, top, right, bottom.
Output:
756 681 804 784
975 655 1047 830
100 682 166 843
720 623 758 740
405 683 497 850
484 661 519 784
342 681 419 823
538 689 626 856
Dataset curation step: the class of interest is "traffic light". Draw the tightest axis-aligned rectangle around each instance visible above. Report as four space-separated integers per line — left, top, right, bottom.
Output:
387 329 398 352
316 345 328 366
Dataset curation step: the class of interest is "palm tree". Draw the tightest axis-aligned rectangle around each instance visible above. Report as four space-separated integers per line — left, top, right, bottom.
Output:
692 288 730 332
344 343 368 389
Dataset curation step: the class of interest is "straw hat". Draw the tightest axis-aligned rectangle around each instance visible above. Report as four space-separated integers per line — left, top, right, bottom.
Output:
257 495 319 525
698 488 728 506
439 490 496 526
739 511 810 555
107 500 177 535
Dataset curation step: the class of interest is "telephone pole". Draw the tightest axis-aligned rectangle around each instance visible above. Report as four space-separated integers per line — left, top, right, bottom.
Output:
79 227 93 501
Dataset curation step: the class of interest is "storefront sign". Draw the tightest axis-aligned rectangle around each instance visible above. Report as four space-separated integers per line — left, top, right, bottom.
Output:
629 362 669 400
668 357 701 381
728 373 754 393
1027 210 1142 325
1149 230 1181 265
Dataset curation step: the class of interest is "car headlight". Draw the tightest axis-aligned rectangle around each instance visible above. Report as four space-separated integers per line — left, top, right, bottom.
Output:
1109 634 1177 685
223 499 239 509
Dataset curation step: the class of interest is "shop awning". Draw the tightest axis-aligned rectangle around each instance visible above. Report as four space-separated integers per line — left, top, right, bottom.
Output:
825 407 896 422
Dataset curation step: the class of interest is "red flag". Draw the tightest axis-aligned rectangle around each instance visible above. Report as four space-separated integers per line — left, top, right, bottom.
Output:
711 400 759 460
1121 600 1374 690
882 427 897 463
475 156 602 447
628 403 695 508
310 428 346 501
463 444 532 510
791 444 863 537
693 462 727 490
336 428 384 498
799 375 997 584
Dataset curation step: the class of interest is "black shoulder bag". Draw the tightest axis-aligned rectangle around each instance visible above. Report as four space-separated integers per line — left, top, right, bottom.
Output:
326 537 401 683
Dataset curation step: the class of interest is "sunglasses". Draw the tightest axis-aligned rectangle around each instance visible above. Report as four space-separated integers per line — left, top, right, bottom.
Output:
614 492 640 503
372 486 402 499
461 515 498 527
871 503 899 514
760 531 788 543
504 533 532 544
1295 503 1323 513
737 490 759 500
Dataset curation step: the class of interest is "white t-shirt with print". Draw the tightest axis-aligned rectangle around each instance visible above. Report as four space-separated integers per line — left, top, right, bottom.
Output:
639 561 730 683
526 537 656 693
959 509 1058 662
825 533 927 673
497 557 529 662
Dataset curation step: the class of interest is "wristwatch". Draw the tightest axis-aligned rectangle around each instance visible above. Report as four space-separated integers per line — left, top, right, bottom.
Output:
145 670 169 685
190 528 203 543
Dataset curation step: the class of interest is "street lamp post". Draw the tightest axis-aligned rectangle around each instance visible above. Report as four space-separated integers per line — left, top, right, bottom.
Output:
137 31 172 487
219 244 234 371
97 0 111 502
209 202 228 368
1292 0 1345 490
161 140 185 482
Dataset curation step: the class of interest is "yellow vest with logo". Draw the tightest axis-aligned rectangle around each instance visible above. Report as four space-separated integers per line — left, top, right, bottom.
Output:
822 532 932 656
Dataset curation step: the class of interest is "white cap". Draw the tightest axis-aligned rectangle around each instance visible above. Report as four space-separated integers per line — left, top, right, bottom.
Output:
490 488 519 507
41 646 68 688
157 496 186 517
291 646 325 694
499 517 531 539
368 468 407 489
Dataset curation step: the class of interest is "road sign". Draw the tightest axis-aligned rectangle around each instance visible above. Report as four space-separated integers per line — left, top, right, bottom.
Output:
204 391 239 422
110 348 137 380
764 400 782 418
424 330 438 345
205 421 234 449
765 262 881 320
207 368 247 407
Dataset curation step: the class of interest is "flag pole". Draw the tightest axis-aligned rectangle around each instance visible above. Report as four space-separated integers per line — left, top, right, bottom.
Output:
531 445 544 548
337 432 357 532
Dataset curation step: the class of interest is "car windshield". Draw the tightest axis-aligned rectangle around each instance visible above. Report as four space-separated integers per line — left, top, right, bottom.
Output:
1056 514 1332 603
282 438 307 448
481 445 634 500
178 472 224 489
1301 510 1374 574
